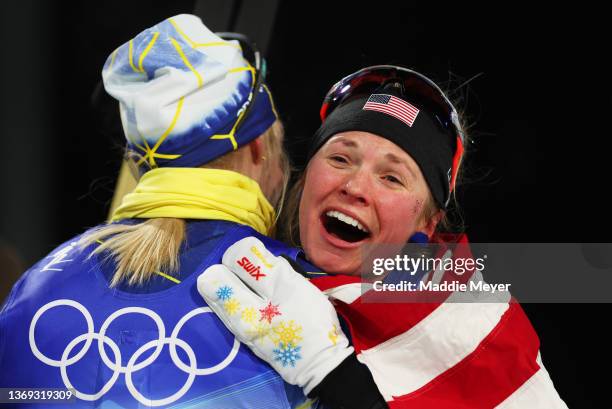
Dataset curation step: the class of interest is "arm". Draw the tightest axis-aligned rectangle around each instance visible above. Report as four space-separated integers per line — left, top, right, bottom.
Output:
310 353 388 409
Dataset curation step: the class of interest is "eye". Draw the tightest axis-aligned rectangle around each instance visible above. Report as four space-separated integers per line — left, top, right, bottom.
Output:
329 155 349 164
383 175 403 185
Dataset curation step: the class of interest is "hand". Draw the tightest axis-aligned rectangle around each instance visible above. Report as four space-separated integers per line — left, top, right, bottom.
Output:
197 237 353 394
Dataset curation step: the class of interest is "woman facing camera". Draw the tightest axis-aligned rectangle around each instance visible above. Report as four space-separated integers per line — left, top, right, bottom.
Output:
200 66 568 408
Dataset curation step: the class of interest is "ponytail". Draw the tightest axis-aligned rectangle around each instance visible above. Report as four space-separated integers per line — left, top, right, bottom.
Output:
79 218 185 287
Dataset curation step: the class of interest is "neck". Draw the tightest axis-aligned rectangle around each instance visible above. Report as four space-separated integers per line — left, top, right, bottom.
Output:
111 167 276 235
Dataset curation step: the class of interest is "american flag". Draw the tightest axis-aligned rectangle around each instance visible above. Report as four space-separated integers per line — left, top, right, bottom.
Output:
363 94 420 127
308 233 568 409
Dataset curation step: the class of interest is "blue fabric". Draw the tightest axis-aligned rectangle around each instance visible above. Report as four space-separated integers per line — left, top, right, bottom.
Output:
105 19 206 78
408 231 429 244
0 220 317 409
154 84 278 169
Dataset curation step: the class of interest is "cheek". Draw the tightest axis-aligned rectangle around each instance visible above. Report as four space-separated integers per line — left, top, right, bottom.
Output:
300 160 341 209
299 162 342 241
413 199 423 217
299 176 317 221
376 194 424 241
299 172 322 243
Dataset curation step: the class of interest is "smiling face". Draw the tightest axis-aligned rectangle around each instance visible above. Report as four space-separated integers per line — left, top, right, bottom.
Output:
299 131 441 275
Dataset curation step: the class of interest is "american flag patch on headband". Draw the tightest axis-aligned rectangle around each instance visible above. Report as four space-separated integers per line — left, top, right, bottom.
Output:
363 94 420 127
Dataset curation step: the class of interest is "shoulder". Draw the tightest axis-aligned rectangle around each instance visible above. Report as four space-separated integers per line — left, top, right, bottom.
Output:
3 226 105 305
32 226 104 274
0 227 102 355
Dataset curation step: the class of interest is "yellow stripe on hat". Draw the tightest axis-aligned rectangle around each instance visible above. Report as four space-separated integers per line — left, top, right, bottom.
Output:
137 96 185 167
210 62 258 151
169 37 203 88
128 40 139 73
228 66 254 75
262 84 279 120
196 41 242 48
210 133 238 150
168 18 242 50
138 32 160 73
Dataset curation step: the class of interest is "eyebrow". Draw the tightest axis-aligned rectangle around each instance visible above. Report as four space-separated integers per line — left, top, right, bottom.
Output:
385 153 417 179
328 138 358 149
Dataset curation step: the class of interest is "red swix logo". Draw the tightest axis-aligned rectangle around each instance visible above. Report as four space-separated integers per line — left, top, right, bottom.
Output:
237 256 266 281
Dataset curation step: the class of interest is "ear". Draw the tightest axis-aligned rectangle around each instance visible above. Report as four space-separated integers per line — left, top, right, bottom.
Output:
418 210 444 238
247 137 265 165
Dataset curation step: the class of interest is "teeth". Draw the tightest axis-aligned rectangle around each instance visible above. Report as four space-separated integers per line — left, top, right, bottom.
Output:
325 211 369 233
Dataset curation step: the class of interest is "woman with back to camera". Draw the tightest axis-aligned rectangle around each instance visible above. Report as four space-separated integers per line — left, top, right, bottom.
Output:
0 14 382 409
199 65 568 408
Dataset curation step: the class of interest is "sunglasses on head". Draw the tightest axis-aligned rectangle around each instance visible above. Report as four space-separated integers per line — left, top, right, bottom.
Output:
215 32 266 135
319 65 465 195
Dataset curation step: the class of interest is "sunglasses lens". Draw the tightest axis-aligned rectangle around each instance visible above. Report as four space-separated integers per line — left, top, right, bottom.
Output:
215 32 263 135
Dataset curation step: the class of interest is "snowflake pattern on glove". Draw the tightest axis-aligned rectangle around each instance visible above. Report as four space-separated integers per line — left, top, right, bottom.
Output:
259 301 282 324
273 342 302 367
224 298 241 315
216 285 233 301
272 320 303 346
246 321 272 343
328 324 340 346
241 307 257 324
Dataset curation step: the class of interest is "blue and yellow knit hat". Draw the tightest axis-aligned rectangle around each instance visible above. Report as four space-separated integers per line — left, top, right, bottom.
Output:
102 14 278 169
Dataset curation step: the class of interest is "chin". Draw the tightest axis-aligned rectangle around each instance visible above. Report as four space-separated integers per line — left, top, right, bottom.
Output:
308 248 361 276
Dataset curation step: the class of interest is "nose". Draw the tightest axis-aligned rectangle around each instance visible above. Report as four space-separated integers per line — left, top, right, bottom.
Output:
340 171 370 206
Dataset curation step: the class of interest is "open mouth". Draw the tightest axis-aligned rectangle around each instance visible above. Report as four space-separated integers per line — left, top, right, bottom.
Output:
322 210 371 243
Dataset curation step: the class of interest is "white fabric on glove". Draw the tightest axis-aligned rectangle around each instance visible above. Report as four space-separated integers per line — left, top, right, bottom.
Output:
197 237 354 394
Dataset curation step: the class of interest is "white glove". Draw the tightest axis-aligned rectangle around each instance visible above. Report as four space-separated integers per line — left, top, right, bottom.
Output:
197 237 354 394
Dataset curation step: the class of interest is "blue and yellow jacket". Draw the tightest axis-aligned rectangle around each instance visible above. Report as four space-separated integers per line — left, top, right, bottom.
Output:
0 220 320 409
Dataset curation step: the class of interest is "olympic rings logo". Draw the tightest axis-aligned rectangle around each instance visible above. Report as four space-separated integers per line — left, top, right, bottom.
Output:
29 299 240 406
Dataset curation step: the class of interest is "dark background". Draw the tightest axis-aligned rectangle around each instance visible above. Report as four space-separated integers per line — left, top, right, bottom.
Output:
0 1 609 407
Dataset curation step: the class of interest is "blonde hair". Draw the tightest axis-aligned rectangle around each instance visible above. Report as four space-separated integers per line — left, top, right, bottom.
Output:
80 121 287 287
